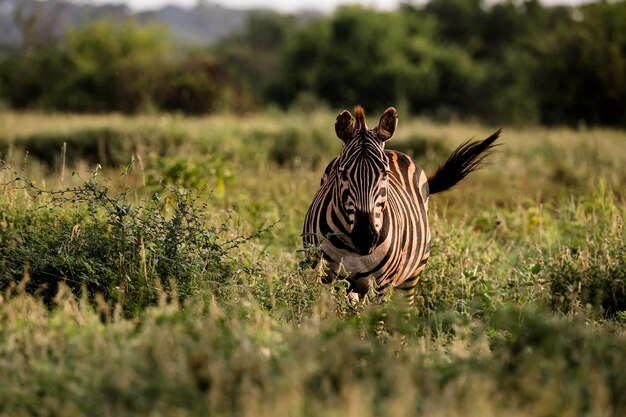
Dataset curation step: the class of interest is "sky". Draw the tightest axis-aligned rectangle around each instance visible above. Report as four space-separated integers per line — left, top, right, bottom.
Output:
86 0 588 13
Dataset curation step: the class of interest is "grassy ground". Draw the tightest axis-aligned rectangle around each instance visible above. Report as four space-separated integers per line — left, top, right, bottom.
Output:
0 110 625 416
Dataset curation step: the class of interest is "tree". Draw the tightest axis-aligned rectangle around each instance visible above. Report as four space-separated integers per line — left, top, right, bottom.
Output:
54 19 170 112
535 2 626 126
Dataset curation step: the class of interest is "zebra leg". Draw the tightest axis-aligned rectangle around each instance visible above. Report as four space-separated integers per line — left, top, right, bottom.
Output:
397 259 429 305
346 276 372 306
347 291 360 305
397 276 419 305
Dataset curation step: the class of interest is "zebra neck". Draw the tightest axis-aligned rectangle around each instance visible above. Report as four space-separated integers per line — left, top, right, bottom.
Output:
330 180 351 230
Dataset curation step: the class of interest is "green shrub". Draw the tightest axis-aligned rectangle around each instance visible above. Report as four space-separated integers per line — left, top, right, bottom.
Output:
145 155 234 201
265 128 338 168
391 134 450 162
51 20 169 113
0 165 266 314
487 306 626 414
548 233 626 318
154 57 224 114
1 291 625 417
10 128 133 168
1 127 193 169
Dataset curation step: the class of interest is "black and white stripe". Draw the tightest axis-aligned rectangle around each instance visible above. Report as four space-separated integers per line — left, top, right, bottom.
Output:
303 106 500 303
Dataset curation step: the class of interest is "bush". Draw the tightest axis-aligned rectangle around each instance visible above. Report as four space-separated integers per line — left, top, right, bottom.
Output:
0 47 74 109
268 129 336 168
548 232 626 318
7 128 135 168
391 134 450 162
0 165 267 314
1 127 193 169
51 20 169 113
154 56 225 114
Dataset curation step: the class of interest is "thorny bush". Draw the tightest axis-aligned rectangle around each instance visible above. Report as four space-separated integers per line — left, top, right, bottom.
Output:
0 161 272 314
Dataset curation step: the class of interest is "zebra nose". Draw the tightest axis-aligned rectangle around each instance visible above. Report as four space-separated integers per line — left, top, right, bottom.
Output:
351 211 378 256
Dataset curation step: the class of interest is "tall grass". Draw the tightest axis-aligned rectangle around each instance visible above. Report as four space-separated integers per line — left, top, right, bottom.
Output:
0 110 625 416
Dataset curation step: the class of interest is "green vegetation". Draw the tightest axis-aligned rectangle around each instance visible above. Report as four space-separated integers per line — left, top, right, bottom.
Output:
0 111 625 416
1 0 626 126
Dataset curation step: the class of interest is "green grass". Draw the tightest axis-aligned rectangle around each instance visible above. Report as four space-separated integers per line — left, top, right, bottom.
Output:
0 110 625 416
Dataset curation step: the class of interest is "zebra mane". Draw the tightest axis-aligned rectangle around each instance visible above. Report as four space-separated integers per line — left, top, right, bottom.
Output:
354 105 368 131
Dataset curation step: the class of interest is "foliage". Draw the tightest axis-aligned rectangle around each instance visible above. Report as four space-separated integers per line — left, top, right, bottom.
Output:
1 128 135 168
0 290 625 416
0 19 247 114
534 2 626 126
547 188 626 318
0 20 169 113
253 127 338 168
0 111 625 416
214 10 298 102
155 54 254 114
1 1 626 126
0 126 192 170
55 20 168 113
0 164 269 314
265 0 626 126
390 133 450 161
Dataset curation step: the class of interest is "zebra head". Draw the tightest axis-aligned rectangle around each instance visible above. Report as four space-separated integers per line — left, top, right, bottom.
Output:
334 106 398 256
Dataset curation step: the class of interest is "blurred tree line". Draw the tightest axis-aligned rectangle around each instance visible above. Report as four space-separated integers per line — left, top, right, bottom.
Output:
0 0 625 126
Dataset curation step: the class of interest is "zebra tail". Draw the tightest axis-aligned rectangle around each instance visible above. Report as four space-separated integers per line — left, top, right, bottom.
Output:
427 129 501 195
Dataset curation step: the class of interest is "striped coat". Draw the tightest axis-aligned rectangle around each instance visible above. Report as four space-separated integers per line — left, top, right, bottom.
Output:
303 106 499 302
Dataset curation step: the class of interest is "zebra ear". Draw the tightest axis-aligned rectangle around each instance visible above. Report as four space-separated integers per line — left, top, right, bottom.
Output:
375 107 398 142
335 110 355 142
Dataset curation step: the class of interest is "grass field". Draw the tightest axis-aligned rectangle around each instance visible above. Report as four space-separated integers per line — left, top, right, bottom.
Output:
0 110 625 416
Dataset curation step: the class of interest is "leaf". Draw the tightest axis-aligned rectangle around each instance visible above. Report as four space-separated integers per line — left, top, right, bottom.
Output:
530 263 542 275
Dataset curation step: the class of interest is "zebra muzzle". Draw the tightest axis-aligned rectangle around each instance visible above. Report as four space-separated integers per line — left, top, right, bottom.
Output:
351 211 379 256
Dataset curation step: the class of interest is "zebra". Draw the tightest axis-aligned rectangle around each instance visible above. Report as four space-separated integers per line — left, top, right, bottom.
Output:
302 105 500 303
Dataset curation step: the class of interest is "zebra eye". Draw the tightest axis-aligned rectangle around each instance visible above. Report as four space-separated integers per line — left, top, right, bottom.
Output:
339 170 349 181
